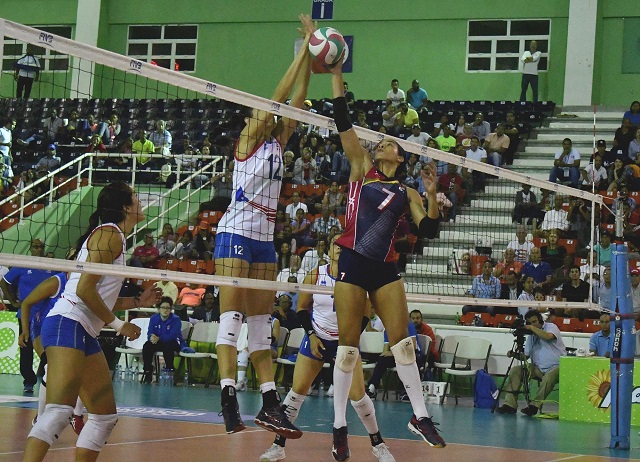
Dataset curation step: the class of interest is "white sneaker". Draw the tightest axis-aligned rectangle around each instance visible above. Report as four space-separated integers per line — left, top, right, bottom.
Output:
372 443 396 462
236 379 247 392
367 384 376 399
259 443 286 462
326 385 334 397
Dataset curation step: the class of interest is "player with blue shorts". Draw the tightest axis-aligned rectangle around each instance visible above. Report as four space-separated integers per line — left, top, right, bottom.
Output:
213 14 314 440
259 234 397 462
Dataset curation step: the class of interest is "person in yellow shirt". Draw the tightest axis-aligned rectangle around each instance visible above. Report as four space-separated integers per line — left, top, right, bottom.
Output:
394 102 419 135
132 130 156 182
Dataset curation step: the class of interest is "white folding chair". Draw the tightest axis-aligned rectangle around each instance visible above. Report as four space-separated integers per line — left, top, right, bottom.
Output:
113 317 150 380
178 321 219 387
274 328 305 390
434 334 467 380
359 331 385 371
443 337 492 404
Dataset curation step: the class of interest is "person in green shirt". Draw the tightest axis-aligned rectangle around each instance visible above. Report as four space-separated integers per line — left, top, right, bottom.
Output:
435 125 457 153
132 130 156 182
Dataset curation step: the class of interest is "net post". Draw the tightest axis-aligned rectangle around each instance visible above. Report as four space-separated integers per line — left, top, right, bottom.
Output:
609 243 634 450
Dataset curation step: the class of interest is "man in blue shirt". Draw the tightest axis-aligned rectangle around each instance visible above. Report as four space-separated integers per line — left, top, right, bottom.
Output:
589 313 611 358
462 260 501 315
406 79 428 112
0 239 53 393
496 310 565 416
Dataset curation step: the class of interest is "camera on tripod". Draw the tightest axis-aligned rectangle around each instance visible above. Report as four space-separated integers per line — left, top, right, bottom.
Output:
511 317 531 347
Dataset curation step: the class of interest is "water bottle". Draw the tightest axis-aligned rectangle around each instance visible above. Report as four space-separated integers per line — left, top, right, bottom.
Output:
167 369 174 387
183 370 189 387
125 366 133 383
133 365 140 384
160 368 167 387
318 379 325 397
114 364 122 382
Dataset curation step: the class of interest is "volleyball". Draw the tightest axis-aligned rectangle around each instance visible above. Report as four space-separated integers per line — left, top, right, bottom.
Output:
308 27 347 66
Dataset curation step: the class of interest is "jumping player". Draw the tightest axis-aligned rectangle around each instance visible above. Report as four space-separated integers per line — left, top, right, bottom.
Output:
326 57 446 460
23 182 161 462
259 234 396 462
213 14 314 437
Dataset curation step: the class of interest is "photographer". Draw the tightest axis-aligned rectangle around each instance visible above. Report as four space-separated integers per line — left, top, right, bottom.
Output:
496 310 565 416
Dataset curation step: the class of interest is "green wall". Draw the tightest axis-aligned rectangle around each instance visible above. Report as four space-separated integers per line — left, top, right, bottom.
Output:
1 0 639 105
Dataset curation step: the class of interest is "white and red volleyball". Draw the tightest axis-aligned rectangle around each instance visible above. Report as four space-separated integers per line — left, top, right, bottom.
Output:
308 27 347 66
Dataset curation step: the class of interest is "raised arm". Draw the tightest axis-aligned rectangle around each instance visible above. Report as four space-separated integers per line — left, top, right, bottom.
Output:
408 162 440 239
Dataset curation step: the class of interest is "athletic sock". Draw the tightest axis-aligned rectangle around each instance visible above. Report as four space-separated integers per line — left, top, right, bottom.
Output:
350 394 378 435
333 367 353 428
74 398 84 416
395 362 429 419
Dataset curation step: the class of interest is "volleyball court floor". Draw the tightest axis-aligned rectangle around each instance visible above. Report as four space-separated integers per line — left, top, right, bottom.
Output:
0 374 638 462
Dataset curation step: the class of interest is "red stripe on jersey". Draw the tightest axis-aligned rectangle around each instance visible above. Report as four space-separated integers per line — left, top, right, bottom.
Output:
336 180 362 250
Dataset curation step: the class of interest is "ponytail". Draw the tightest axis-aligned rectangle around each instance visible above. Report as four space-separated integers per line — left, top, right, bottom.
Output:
76 210 101 252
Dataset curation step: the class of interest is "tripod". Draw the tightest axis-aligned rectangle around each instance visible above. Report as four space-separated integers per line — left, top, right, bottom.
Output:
491 335 531 413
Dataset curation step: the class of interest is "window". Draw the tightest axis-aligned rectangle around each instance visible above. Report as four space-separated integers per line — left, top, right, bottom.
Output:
127 25 198 72
2 25 72 72
466 19 550 73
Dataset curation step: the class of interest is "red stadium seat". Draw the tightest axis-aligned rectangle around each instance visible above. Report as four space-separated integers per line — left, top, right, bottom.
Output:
0 217 19 232
582 318 602 333
165 258 181 272
558 239 577 255
22 203 45 217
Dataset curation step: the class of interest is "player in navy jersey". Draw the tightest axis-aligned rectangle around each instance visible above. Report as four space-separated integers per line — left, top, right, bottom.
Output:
326 57 445 460
213 14 314 439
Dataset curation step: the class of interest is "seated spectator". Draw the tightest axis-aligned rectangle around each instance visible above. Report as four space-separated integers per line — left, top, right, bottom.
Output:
276 254 306 294
77 114 109 143
432 114 455 138
607 158 626 193
14 168 37 203
293 147 317 185
425 138 448 176
614 118 634 160
141 297 184 383
190 289 220 323
277 242 293 271
311 204 342 240
494 248 524 282
567 196 594 248
106 113 121 145
354 110 370 130
435 125 457 153
579 250 605 282
589 313 611 358
540 230 567 270
61 109 83 144
502 112 522 166
437 163 465 223
18 108 65 146
285 191 308 218
156 223 176 258
483 124 510 167
154 279 179 306
456 123 473 148
199 170 233 213
386 78 405 108
454 114 467 136
512 183 542 226
521 247 553 289
174 282 206 321
406 79 429 111
559 265 590 318
132 129 155 175
549 138 581 189
532 288 555 322
409 310 440 363
300 238 328 273
462 260 501 315
592 230 612 267
193 221 214 260
291 208 314 247
382 102 400 135
610 185 636 219
171 230 197 259
580 154 608 191
540 195 570 236
395 101 419 135
274 224 296 256
507 225 534 264
463 136 488 192
129 233 160 269
320 181 346 216
34 144 61 173
406 124 431 149
149 119 172 155
551 253 575 288
592 139 617 170
517 275 536 317
500 270 523 300
623 101 640 127
272 293 300 332
282 150 295 184
594 267 611 308
471 113 491 143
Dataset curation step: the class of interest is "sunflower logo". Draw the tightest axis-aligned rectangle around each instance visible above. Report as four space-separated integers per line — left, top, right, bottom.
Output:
586 369 611 410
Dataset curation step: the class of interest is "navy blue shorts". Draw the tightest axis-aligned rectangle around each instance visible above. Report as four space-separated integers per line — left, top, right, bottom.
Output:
337 247 401 292
299 333 339 362
40 315 102 356
214 232 277 264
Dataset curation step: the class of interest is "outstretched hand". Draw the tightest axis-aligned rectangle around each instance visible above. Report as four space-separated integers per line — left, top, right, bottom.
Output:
298 14 316 37
421 161 438 196
139 286 163 308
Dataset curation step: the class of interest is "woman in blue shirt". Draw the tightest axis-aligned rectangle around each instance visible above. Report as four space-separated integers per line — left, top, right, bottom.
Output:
141 297 184 383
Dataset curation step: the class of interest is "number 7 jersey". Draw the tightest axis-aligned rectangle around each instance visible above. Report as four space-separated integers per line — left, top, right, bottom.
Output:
217 138 282 241
336 167 408 262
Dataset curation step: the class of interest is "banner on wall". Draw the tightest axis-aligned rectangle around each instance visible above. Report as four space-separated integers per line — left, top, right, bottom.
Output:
0 311 40 375
560 356 640 424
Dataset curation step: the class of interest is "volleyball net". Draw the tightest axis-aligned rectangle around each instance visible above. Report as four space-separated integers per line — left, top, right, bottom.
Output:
0 19 610 316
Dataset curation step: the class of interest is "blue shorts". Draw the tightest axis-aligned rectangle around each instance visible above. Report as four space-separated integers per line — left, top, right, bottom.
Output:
213 232 277 264
40 315 102 356
337 247 401 292
299 333 339 362
30 316 42 342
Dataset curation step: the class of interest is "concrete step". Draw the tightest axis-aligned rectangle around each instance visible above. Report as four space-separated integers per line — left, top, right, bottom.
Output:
404 281 468 297
547 121 619 131
456 214 514 227
513 158 552 167
438 228 512 245
554 112 622 119
537 133 610 142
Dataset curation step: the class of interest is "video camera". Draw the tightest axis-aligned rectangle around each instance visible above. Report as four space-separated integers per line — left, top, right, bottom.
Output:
511 317 531 341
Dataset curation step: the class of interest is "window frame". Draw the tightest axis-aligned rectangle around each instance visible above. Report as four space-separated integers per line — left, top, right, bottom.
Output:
465 19 551 74
2 25 72 73
126 24 198 73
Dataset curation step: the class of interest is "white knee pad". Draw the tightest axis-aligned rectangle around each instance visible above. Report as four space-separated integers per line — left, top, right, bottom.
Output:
28 404 74 445
390 337 416 365
335 346 359 372
76 413 118 452
237 349 250 368
247 314 272 355
216 311 243 348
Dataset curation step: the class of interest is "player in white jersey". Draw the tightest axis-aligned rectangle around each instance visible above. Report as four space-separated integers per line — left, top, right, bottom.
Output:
259 234 397 462
24 182 161 461
214 14 314 439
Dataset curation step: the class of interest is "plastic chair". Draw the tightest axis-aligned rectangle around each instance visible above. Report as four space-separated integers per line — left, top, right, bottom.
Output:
178 321 219 387
274 328 306 390
443 337 492 404
359 331 385 372
113 317 150 380
434 335 467 380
